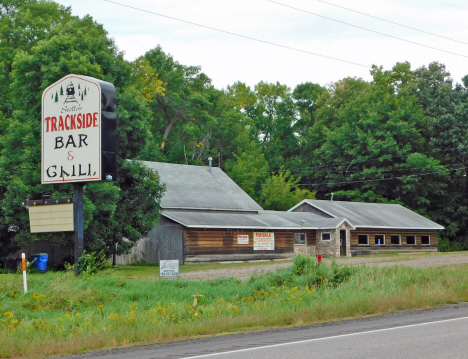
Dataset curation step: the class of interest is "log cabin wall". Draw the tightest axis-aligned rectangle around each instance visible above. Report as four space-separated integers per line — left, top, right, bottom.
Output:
185 228 315 256
350 228 438 249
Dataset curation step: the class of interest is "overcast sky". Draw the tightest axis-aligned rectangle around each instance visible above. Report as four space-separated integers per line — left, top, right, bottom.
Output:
54 0 468 91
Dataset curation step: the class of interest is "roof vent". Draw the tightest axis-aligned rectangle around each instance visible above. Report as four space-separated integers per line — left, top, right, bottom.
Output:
331 193 334 202
208 157 213 172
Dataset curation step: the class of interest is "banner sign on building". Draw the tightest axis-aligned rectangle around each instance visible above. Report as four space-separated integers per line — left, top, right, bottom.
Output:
254 232 275 250
41 74 117 184
237 234 249 245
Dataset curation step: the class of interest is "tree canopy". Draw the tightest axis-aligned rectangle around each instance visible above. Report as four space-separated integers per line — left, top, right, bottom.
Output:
2 0 468 255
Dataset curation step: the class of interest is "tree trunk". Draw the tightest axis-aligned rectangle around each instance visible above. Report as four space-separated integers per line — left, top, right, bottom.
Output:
160 102 181 150
112 236 116 267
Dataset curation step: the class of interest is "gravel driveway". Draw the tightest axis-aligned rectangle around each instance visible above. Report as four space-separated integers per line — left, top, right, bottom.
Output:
179 252 468 281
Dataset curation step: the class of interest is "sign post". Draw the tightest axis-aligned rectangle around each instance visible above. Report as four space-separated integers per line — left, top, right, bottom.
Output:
41 74 117 263
73 184 85 263
22 253 28 293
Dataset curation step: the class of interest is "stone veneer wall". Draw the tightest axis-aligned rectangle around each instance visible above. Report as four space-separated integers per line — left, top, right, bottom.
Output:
316 229 340 258
294 223 353 258
294 244 316 256
316 229 340 257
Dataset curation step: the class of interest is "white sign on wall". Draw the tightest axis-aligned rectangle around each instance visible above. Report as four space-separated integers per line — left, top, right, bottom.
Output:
237 235 249 245
254 232 275 250
42 74 101 184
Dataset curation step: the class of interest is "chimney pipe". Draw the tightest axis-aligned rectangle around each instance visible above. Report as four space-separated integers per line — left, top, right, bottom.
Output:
331 193 334 202
208 157 213 172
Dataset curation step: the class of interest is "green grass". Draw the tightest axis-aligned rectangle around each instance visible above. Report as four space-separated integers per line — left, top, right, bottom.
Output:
106 260 293 279
1 255 468 359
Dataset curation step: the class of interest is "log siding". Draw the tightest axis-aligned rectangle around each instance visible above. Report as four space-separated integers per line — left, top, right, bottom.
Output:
185 228 314 256
350 228 438 247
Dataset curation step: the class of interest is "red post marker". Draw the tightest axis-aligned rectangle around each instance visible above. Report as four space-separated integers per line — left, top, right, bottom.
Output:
317 254 322 266
22 253 28 293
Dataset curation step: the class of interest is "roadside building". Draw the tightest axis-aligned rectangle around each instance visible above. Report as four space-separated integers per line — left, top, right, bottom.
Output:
117 162 443 264
116 161 355 264
289 200 443 256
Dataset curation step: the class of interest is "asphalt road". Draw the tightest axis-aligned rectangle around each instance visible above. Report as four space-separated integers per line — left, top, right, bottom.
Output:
60 303 468 359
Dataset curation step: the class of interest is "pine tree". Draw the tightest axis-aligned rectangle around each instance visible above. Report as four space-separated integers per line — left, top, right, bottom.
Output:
55 92 59 102
60 85 63 96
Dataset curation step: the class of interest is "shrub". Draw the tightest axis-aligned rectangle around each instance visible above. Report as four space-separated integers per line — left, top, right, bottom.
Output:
74 250 111 276
438 237 450 252
251 255 356 291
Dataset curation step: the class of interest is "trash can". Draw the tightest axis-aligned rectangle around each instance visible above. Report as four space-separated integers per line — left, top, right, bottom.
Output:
31 253 49 273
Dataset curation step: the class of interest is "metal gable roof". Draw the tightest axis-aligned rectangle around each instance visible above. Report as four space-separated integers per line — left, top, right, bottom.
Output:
142 161 263 212
289 200 444 230
162 210 353 230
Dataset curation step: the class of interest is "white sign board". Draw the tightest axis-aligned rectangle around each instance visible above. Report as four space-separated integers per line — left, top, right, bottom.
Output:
42 74 101 183
237 235 249 245
29 204 74 233
160 260 179 277
254 232 275 250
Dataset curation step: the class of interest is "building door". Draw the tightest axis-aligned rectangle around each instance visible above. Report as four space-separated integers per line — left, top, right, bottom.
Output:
340 229 347 256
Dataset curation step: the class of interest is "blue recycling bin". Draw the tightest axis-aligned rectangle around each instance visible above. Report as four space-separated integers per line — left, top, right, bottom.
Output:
31 253 48 273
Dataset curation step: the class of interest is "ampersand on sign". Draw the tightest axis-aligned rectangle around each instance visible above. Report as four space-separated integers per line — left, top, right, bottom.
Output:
67 151 75 161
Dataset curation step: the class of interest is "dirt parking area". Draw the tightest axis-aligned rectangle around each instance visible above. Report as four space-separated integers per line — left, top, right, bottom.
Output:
179 252 468 281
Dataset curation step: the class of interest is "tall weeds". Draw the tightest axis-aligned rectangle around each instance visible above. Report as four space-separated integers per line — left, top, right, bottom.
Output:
1 256 467 358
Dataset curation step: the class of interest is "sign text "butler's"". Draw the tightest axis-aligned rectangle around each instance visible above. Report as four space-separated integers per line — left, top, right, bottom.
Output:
42 74 102 184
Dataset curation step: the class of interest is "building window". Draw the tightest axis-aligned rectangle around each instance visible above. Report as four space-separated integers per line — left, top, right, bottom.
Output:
421 235 430 245
391 235 401 245
294 233 306 245
406 235 416 245
375 234 385 245
358 234 369 245
321 233 331 241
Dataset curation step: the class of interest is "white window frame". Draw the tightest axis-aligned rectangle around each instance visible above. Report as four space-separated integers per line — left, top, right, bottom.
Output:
294 233 306 245
374 234 385 245
357 234 369 245
390 234 401 245
406 235 416 245
421 235 431 245
321 232 331 241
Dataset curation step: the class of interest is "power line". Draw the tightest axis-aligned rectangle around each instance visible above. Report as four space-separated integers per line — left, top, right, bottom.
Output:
435 0 468 12
301 166 458 187
284 146 468 173
239 166 461 187
229 147 468 179
311 0 468 46
234 160 466 180
104 0 371 69
293 161 466 176
268 0 468 59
